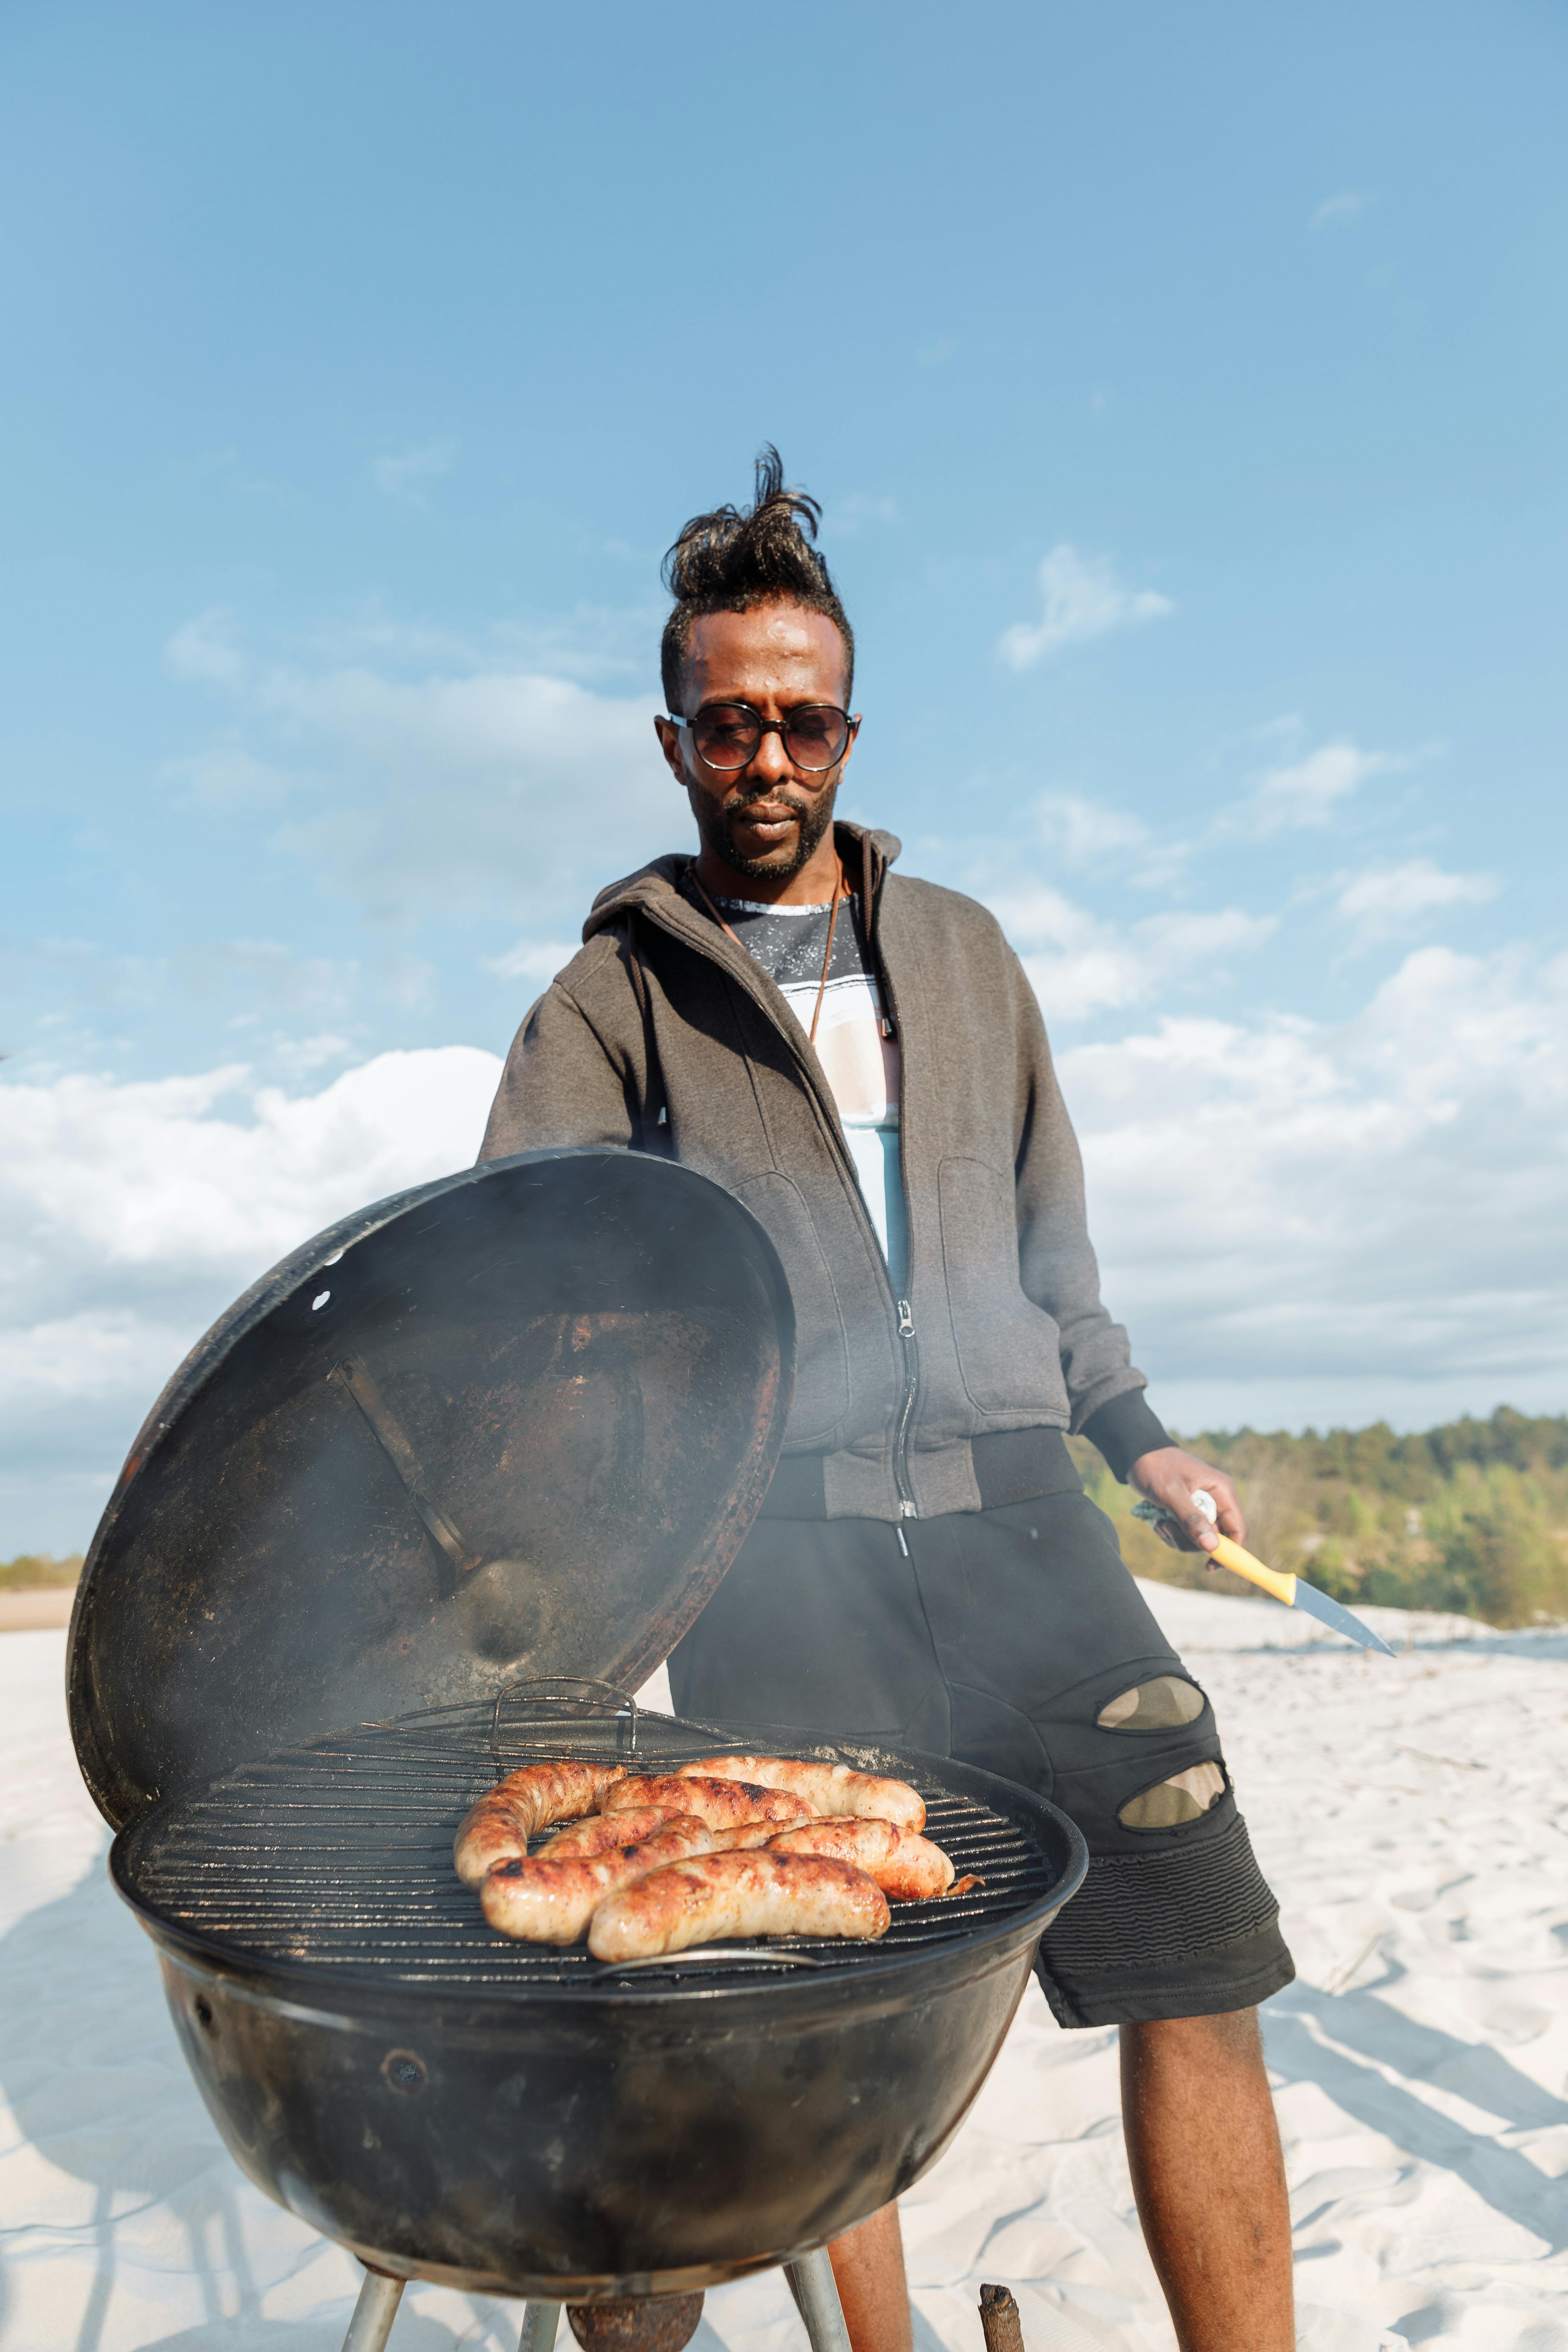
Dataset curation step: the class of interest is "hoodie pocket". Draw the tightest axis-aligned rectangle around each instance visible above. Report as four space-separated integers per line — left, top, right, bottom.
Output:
732 1172 850 1448
939 1157 1069 1418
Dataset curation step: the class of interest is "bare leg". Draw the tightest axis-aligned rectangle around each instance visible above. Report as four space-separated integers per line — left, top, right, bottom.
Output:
824 2204 912 2352
1120 2008 1294 2352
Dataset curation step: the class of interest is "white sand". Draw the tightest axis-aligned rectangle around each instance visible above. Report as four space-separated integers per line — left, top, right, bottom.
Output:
3 1586 1566 2351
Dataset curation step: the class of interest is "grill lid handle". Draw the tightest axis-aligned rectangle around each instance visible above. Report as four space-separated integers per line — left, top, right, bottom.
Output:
491 1675 642 1759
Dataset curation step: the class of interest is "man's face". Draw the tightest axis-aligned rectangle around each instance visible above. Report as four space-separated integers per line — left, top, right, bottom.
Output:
654 602 857 886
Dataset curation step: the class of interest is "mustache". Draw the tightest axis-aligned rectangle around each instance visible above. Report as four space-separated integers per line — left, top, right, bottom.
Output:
721 788 809 822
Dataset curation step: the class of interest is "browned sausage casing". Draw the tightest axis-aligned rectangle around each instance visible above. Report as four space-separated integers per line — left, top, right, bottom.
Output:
481 1815 717 1944
588 1850 891 1960
601 1774 810 1829
480 1816 797 1944
539 1806 675 1858
767 1815 955 1900
539 1809 796 1862
676 1754 925 1832
454 1761 628 1888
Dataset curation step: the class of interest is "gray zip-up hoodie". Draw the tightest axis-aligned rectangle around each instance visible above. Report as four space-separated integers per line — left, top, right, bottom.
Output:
478 821 1169 1519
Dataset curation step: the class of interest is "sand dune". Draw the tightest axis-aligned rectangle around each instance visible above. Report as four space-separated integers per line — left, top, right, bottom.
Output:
2 1581 1564 2349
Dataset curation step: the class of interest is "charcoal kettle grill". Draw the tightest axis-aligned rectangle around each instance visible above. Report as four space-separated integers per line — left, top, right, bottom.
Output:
67 1149 1087 2352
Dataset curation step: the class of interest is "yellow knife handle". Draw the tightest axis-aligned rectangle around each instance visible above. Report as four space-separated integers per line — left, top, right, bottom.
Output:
1210 1532 1298 1606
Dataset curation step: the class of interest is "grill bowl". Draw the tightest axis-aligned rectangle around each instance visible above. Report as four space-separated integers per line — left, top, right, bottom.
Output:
114 1707 1086 2297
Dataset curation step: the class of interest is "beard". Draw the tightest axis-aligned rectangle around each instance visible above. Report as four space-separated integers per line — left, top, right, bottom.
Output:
689 775 840 884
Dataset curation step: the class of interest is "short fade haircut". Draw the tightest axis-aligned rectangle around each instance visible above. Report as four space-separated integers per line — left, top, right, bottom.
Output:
660 445 854 712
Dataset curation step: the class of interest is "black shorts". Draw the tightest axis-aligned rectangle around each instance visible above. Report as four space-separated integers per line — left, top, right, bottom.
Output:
668 1452 1294 2030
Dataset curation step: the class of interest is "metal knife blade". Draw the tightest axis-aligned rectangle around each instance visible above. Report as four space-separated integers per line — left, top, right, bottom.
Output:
1288 1575 1399 1656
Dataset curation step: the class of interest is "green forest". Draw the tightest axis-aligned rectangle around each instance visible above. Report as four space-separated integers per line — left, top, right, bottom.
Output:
1071 1405 1568 1626
6 1407 1566 1627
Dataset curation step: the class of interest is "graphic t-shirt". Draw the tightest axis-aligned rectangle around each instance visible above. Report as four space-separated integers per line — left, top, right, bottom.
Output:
715 892 906 1286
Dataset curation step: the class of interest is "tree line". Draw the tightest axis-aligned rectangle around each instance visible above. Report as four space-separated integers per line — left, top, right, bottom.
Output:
1070 1406 1568 1627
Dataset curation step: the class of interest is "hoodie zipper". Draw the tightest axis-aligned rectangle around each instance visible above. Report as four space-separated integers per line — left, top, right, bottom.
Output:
873 911 921 1520
892 1297 919 1517
642 862 919 1514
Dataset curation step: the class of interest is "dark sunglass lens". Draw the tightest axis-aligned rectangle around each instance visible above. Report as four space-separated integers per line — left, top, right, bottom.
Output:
784 709 849 768
690 706 760 767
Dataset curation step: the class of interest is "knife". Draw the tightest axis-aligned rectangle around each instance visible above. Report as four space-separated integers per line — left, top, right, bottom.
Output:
1132 1491 1397 1656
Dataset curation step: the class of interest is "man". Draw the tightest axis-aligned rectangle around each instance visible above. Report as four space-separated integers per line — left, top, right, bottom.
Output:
480 452 1295 2352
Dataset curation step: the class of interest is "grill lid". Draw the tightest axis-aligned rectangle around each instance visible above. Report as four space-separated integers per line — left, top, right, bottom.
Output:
68 1149 796 1830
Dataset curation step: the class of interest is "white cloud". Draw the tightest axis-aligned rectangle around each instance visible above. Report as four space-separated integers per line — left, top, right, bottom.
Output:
986 881 1274 1020
1334 858 1499 945
1064 945 1568 1426
1031 791 1191 890
162 614 671 926
999 546 1174 671
1 1049 498 1286
373 438 458 505
160 742 299 807
164 609 245 686
1034 792 1152 868
0 1047 502 1549
1227 738 1404 836
1310 190 1372 231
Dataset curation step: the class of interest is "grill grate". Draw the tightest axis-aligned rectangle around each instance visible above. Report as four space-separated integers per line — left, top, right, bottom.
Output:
123 1707 1059 1990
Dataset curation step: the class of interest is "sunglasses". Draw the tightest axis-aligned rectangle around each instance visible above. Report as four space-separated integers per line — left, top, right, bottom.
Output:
669 701 859 774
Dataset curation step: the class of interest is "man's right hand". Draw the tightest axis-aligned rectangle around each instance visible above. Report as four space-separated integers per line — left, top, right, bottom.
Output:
1127 1446 1247 1554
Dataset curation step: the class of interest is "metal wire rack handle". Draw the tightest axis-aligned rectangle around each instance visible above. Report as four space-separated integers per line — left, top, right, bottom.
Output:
489 1675 640 1760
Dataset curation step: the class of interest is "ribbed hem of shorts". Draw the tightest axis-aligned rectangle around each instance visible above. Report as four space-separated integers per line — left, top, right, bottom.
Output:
1033 1918 1297 2030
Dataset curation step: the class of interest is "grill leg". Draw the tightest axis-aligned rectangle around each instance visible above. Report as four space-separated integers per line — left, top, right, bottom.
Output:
518 2301 562 2352
341 2267 406 2352
785 2250 853 2352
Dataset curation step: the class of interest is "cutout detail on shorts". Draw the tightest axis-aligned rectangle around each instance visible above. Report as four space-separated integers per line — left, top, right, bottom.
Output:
1098 1675 1205 1731
1118 1761 1226 1830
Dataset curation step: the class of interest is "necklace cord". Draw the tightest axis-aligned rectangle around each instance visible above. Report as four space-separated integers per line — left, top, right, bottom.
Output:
687 866 846 1054
808 882 844 1046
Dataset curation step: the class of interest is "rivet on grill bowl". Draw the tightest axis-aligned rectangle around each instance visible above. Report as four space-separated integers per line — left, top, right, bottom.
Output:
382 2048 426 2094
194 1995 214 2030
312 1289 331 1311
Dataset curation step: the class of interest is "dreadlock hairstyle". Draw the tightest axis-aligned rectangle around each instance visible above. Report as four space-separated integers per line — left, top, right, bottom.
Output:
660 445 855 710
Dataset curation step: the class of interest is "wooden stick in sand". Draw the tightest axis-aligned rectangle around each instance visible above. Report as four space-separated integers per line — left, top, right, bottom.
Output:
979 2283 1025 2352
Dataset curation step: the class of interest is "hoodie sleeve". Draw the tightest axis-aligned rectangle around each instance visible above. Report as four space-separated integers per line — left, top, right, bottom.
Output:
1007 948 1172 1479
477 945 642 1163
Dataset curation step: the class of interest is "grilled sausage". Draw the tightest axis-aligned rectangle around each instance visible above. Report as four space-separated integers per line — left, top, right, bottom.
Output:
600 1774 811 1830
481 1815 718 1944
767 1816 955 1900
540 1808 798 1861
539 1806 675 1858
676 1754 925 1832
480 1816 797 1943
588 1850 891 1961
454 1761 629 1888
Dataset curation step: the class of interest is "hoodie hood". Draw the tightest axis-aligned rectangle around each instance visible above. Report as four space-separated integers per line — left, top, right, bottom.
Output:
582 821 903 944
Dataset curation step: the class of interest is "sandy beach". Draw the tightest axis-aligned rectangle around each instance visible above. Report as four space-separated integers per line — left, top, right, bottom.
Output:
3 1582 1565 2351
0 1590 75 1632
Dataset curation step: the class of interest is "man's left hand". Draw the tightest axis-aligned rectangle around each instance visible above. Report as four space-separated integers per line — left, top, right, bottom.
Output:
1127 1447 1246 1554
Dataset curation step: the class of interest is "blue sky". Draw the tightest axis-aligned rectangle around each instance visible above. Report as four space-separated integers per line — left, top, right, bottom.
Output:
3 2 1567 1546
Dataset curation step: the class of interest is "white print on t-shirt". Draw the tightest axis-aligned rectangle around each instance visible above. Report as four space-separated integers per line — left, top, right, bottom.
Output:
718 897 907 1284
